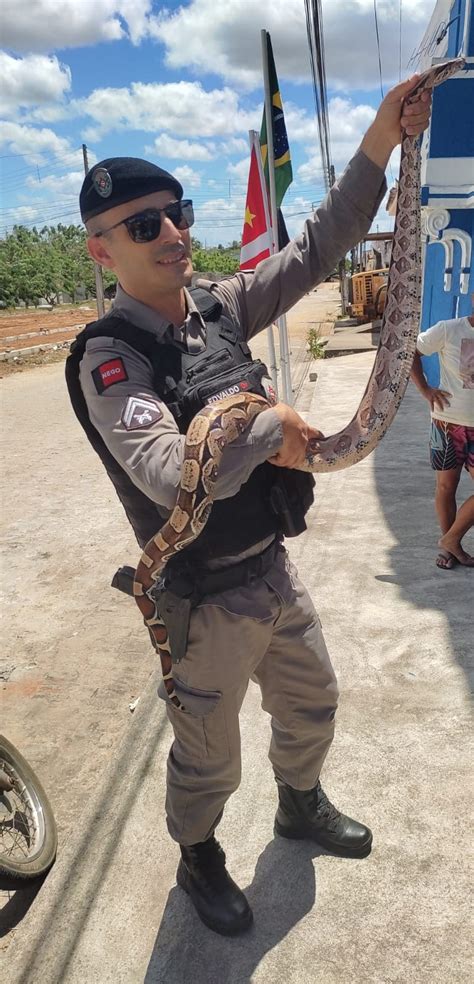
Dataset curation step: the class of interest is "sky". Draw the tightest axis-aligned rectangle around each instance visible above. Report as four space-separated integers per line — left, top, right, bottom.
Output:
0 0 438 246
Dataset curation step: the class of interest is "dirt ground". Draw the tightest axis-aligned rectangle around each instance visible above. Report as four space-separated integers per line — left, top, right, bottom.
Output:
0 303 109 364
0 283 339 377
0 305 94 334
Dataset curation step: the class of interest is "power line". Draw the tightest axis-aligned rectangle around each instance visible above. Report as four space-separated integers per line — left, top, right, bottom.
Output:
304 0 332 191
0 196 77 213
372 0 397 185
399 0 403 82
0 199 324 235
0 148 82 179
0 160 84 194
373 0 384 100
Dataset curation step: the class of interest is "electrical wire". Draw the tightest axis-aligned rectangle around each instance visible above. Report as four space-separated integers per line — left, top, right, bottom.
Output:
372 0 397 185
304 0 332 191
399 0 403 82
373 0 384 100
0 149 82 181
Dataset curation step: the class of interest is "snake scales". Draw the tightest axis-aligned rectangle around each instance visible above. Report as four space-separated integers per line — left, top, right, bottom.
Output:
133 59 463 710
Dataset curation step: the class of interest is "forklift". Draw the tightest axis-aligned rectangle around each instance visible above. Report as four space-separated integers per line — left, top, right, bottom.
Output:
346 233 394 324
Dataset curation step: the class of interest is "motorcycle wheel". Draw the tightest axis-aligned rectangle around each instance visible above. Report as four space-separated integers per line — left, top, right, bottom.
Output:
0 735 57 887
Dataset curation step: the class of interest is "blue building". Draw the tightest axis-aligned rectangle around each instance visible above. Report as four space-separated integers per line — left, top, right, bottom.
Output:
418 0 473 383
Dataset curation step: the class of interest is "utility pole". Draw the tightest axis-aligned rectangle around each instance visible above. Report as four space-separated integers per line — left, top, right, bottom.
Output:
82 144 106 319
329 163 347 316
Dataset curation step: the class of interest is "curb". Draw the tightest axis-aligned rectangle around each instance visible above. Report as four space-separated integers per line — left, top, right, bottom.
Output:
0 341 73 362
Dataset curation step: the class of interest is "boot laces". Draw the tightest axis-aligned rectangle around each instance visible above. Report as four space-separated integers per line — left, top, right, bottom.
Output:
310 782 341 829
190 835 226 872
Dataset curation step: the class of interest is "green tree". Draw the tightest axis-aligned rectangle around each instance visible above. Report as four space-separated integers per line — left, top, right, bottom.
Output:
0 223 116 307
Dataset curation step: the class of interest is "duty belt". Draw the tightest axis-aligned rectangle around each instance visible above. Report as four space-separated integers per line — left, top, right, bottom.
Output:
179 535 282 597
111 536 282 664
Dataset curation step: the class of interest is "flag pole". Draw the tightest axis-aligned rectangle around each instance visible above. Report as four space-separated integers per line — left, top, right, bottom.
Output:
261 29 292 405
249 129 279 397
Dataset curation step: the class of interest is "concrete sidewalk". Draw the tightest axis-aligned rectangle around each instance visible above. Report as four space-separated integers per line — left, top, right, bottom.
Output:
4 354 472 984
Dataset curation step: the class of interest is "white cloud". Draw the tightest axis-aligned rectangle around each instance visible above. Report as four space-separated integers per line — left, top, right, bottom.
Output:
370 201 395 234
226 156 250 184
193 196 246 246
150 0 436 91
28 105 71 124
284 103 318 144
281 196 317 240
0 53 72 118
1 0 435 94
25 170 85 197
6 205 43 224
74 81 255 140
173 165 202 189
327 97 376 146
149 0 307 90
0 121 78 164
144 134 214 161
0 199 82 233
1 0 152 52
218 137 249 157
297 95 377 184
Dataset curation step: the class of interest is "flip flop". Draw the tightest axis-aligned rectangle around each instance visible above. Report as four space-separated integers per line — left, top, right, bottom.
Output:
435 549 458 570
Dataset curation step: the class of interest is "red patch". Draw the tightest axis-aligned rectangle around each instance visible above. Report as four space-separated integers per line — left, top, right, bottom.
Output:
92 357 128 394
239 381 250 390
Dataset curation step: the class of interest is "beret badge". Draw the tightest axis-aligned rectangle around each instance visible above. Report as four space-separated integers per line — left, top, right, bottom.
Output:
92 167 113 198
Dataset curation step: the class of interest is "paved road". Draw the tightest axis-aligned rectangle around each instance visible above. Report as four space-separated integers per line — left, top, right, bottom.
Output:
1 333 472 981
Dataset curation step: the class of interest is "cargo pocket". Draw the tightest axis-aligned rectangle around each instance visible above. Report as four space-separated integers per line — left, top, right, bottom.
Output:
158 677 229 761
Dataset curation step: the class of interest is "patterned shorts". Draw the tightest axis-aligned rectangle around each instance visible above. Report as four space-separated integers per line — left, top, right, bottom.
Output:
429 419 474 472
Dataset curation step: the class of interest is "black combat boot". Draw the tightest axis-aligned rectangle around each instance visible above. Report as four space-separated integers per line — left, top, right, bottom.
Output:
274 779 372 858
177 835 253 936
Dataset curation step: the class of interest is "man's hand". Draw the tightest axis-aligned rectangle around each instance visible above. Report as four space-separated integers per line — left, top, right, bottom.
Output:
268 402 324 469
361 75 432 169
410 351 451 412
423 386 452 413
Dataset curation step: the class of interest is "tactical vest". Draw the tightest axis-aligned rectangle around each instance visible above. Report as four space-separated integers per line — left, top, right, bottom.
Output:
65 287 314 559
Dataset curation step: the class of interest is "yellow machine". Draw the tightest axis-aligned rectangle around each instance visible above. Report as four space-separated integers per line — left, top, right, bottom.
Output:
347 269 389 323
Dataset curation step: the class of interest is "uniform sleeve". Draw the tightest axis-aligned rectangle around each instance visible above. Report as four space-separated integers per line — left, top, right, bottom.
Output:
79 336 283 510
201 149 387 340
416 321 446 355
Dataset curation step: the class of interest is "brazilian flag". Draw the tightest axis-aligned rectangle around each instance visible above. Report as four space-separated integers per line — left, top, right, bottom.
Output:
260 33 293 209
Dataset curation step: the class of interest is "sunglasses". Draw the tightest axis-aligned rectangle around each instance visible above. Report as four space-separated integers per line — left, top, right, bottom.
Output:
93 200 194 243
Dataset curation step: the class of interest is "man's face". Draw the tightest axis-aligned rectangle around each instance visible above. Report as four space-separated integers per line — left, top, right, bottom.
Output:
87 189 193 297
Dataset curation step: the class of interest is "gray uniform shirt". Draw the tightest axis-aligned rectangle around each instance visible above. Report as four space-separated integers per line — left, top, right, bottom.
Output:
79 149 386 536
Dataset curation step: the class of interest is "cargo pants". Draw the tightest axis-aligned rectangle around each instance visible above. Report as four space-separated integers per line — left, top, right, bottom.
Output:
161 547 339 845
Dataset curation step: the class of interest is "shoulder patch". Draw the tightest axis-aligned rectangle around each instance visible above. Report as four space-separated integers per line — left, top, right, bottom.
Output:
92 357 128 393
122 396 163 430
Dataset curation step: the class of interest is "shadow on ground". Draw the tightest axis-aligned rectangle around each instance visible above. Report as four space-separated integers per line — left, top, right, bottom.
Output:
373 383 473 692
0 880 44 937
145 839 322 984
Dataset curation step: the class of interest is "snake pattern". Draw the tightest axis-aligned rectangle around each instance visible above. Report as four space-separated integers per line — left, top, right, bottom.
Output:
133 59 463 711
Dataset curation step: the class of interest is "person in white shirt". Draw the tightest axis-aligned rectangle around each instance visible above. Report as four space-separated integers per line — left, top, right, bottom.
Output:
410 306 474 569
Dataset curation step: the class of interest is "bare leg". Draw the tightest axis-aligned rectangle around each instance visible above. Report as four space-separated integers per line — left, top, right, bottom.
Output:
434 468 462 569
439 493 474 566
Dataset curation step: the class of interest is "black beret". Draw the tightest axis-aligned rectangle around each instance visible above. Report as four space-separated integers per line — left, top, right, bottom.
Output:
80 157 183 223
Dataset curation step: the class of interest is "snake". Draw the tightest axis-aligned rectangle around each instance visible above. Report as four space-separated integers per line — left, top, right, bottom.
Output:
132 59 463 710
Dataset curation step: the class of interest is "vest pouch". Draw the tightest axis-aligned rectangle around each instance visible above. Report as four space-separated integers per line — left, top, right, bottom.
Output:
182 359 269 419
184 347 233 383
270 468 315 538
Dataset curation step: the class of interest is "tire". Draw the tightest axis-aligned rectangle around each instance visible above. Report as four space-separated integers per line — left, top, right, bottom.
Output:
0 735 57 887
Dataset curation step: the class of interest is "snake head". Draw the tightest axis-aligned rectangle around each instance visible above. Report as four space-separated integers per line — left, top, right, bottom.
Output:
405 57 465 106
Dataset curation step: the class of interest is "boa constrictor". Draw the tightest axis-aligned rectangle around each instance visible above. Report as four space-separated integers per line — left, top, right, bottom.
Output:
133 59 463 710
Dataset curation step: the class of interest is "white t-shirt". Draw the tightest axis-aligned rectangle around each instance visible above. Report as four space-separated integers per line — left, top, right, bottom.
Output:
416 317 474 426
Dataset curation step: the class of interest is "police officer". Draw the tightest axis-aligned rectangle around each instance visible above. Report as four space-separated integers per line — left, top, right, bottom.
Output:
68 78 432 935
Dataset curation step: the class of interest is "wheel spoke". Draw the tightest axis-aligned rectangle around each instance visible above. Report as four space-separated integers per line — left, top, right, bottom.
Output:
0 758 42 865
